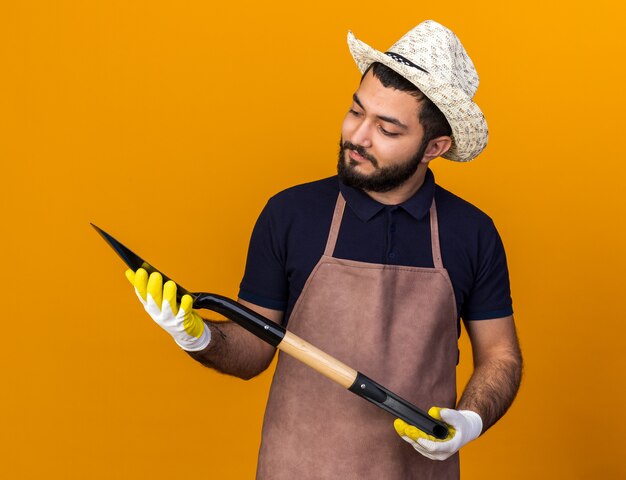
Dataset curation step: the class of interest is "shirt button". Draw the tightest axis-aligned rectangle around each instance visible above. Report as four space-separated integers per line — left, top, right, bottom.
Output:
390 225 396 232
388 252 395 258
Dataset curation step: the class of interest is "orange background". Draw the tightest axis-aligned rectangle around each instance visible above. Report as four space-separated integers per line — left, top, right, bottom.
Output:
2 1 625 478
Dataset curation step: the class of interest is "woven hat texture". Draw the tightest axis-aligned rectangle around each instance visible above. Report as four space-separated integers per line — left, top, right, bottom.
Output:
347 20 488 162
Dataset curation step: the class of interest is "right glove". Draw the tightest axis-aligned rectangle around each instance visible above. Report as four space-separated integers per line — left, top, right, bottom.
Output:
126 268 211 351
394 406 482 461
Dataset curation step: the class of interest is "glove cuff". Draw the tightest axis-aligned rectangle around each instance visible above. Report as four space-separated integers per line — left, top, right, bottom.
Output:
175 323 212 352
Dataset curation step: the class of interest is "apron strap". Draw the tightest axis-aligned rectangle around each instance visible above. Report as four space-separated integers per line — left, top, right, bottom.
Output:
429 199 444 269
324 193 346 257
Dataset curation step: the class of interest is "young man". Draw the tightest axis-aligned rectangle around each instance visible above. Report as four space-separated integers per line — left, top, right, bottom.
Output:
127 20 522 479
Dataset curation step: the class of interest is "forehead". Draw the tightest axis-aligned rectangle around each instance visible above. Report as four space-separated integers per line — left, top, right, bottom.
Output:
353 69 422 125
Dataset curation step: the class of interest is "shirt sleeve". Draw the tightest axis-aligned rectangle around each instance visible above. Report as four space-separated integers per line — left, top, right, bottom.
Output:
238 198 289 312
461 220 514 321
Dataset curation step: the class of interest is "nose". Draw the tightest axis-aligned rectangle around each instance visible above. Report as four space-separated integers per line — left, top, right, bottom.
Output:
348 118 373 149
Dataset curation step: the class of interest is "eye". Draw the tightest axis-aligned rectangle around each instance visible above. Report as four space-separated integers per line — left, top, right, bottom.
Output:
348 108 362 116
378 125 399 137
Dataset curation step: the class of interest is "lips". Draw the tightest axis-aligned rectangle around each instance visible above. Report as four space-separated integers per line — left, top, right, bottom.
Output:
342 140 378 168
348 149 366 162
348 149 374 165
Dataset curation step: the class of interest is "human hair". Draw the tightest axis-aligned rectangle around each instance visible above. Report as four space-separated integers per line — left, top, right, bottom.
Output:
363 62 452 142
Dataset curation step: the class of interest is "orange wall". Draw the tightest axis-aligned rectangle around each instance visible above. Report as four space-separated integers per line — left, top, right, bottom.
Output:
2 1 625 478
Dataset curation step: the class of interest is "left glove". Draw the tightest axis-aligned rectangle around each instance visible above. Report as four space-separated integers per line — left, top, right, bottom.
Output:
394 406 482 461
126 268 211 352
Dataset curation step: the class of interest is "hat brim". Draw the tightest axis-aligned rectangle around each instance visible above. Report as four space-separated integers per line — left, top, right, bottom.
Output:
347 31 488 162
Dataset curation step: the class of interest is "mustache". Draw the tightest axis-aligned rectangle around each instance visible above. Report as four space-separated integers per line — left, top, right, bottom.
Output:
341 140 378 167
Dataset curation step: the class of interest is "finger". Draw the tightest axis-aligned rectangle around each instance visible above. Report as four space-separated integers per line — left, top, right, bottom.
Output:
125 269 135 284
181 306 205 339
147 272 163 308
405 424 436 442
180 295 204 338
428 406 443 420
413 437 439 454
415 436 454 460
180 294 194 314
133 268 149 301
163 280 178 316
393 418 408 436
394 418 436 442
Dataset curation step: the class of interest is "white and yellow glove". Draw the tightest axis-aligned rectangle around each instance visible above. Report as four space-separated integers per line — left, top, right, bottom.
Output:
126 268 210 352
394 406 482 461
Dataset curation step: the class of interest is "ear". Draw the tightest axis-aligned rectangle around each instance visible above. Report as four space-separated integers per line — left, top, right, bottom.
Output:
421 136 452 163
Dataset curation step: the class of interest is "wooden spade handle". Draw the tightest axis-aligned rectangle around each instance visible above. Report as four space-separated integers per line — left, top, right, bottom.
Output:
278 331 357 388
193 292 449 440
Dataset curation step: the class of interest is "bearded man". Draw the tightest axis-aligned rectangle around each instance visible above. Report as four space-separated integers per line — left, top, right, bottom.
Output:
126 20 522 479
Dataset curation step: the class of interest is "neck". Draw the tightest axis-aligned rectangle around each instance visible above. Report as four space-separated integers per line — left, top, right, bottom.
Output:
365 164 429 205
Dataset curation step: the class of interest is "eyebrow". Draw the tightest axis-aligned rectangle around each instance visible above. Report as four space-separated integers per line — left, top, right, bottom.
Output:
353 93 409 130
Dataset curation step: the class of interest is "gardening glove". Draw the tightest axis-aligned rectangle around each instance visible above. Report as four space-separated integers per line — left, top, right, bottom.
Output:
126 267 211 351
394 406 482 461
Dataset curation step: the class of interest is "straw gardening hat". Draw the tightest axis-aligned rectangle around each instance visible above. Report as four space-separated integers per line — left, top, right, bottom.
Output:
347 20 488 162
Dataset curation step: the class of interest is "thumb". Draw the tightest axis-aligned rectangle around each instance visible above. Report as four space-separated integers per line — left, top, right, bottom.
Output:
439 408 465 427
428 406 444 421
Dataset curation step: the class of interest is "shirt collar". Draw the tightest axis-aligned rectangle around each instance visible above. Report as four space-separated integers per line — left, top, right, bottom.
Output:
338 168 436 222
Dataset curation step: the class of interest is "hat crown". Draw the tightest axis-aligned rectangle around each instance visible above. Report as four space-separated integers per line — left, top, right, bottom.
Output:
388 20 479 98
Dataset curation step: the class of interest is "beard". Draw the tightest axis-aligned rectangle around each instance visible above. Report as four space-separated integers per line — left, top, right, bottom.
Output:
337 137 429 193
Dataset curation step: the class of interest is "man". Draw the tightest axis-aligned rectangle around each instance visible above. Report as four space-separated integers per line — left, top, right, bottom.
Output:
126 20 522 479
